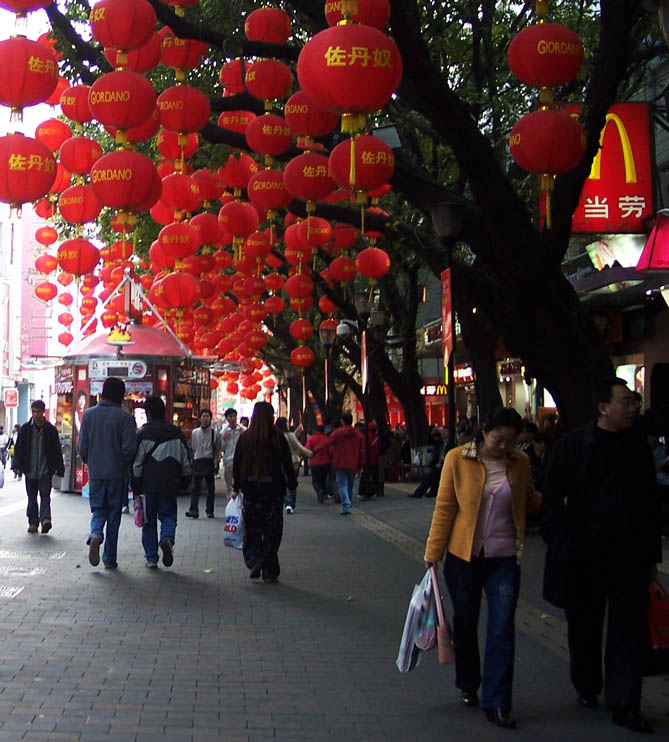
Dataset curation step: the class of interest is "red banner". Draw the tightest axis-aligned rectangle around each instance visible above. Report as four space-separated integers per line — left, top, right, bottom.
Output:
441 268 453 373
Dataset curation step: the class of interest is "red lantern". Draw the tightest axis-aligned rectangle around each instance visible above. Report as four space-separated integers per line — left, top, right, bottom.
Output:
157 85 211 133
244 231 271 262
290 346 315 367
283 152 335 204
57 311 74 326
245 59 293 102
57 238 101 275
325 0 390 29
329 134 395 191
245 328 268 350
245 114 293 156
0 134 56 208
0 37 58 113
0 0 53 13
104 31 161 73
60 84 94 124
219 201 259 238
218 109 256 133
88 70 156 130
158 26 207 71
89 0 157 54
58 292 73 306
161 172 198 211
190 212 223 246
107 107 160 143
90 149 157 209
35 225 58 247
100 310 118 328
35 281 57 302
191 168 223 203
508 24 584 90
289 318 313 341
285 273 313 298
264 272 284 292
297 217 332 250
49 162 72 195
356 246 390 278
35 254 58 274
218 153 259 190
284 90 339 139
58 331 74 346
329 255 357 282
330 222 360 252
57 272 74 287
158 221 200 260
160 272 199 309
245 7 291 43
219 59 245 95
58 185 102 224
157 129 199 160
35 118 72 153
297 24 402 130
264 295 285 314
248 168 292 211
509 109 585 175
59 136 103 175
318 296 338 315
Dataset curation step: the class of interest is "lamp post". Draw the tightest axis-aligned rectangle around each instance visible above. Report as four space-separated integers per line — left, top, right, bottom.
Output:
318 319 337 407
353 291 372 424
430 202 465 448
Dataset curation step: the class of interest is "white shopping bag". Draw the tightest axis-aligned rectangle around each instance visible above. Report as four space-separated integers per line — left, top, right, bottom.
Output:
223 496 245 549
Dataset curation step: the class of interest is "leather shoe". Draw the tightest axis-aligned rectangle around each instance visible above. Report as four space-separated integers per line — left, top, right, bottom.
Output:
484 709 516 729
461 691 478 707
408 492 423 498
185 510 198 519
612 710 654 733
576 693 598 708
249 563 263 579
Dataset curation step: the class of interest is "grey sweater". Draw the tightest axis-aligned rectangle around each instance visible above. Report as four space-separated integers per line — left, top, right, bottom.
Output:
78 400 137 479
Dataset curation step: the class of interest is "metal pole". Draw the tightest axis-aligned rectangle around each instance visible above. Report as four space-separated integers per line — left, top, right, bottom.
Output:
447 240 456 448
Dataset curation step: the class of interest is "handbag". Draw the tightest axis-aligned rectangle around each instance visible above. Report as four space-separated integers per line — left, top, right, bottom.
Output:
430 565 456 664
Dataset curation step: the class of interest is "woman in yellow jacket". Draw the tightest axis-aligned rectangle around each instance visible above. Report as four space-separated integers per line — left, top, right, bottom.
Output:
424 407 541 729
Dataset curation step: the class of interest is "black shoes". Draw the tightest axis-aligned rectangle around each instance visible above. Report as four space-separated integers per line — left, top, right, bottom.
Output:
88 536 101 566
206 512 214 518
612 710 654 734
41 520 52 534
576 693 598 709
249 563 262 579
185 510 198 518
160 540 173 567
484 709 516 729
461 691 479 707
408 492 423 498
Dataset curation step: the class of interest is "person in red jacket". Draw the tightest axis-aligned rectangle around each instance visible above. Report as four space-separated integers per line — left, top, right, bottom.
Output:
316 412 365 515
305 425 331 503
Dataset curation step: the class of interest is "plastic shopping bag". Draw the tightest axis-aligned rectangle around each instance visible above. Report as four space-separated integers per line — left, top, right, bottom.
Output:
223 496 245 549
396 570 435 672
133 495 146 527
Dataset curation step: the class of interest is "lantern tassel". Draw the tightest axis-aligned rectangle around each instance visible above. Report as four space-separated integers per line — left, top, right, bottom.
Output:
349 133 357 189
541 173 555 230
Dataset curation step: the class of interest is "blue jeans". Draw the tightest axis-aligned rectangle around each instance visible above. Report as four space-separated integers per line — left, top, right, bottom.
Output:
87 478 126 566
142 491 177 564
445 551 520 712
335 469 356 512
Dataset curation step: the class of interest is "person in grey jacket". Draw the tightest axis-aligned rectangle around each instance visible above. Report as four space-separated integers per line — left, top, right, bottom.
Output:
78 377 136 569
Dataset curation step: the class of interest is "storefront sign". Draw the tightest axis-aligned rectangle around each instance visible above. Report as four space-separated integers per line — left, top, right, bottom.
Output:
90 380 153 396
89 359 148 380
454 365 475 384
421 383 448 396
3 388 18 407
566 103 653 233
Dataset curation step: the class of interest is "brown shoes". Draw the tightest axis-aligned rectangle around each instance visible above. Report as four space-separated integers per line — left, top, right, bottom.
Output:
27 524 38 533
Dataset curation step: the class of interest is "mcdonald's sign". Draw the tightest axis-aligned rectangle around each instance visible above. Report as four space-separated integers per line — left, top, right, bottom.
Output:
567 102 653 233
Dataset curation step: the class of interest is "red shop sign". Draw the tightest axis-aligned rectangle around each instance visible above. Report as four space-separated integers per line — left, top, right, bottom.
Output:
3 389 18 407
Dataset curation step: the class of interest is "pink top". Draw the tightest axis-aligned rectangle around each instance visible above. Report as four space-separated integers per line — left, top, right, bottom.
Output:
471 456 516 558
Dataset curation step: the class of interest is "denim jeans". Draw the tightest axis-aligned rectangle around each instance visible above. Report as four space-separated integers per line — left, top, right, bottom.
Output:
335 469 356 512
142 491 177 564
25 474 52 525
87 478 126 566
445 551 520 712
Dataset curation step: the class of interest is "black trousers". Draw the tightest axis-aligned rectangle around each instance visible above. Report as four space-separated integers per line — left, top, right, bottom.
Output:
565 544 649 711
242 487 283 580
189 473 215 514
25 474 52 525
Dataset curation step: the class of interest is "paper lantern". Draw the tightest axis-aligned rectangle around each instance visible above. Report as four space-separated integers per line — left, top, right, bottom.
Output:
104 31 161 73
190 211 223 246
57 311 73 326
217 109 256 133
58 331 74 346
35 118 72 152
291 346 315 367
508 23 584 91
90 149 157 209
325 0 390 29
156 84 211 133
59 136 103 174
283 152 335 205
318 296 338 314
219 59 245 95
356 246 390 278
35 225 58 246
0 0 53 12
329 255 357 282
57 238 101 275
289 318 313 341
284 90 339 140
297 24 403 131
0 37 58 114
159 272 199 308
244 7 291 43
264 272 284 292
0 133 56 208
297 217 332 250
58 185 103 224
88 70 156 130
191 168 223 203
49 163 72 195
158 221 201 259
245 114 293 156
264 295 285 314
219 200 259 238
35 254 58 274
218 153 259 191
35 281 57 302
89 0 157 54
58 292 73 306
245 59 292 102
248 168 292 211
328 134 395 191
157 129 199 160
60 84 94 124
158 26 207 71
285 273 313 298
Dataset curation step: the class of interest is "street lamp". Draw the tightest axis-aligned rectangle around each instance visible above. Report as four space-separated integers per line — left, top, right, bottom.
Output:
353 291 372 423
430 202 465 448
318 319 337 405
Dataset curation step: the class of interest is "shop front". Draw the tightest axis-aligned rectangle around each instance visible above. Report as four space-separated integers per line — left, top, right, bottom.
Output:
55 323 210 494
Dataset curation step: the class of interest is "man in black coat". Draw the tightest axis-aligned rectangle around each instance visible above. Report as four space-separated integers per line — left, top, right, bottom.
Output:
541 378 661 734
14 400 65 534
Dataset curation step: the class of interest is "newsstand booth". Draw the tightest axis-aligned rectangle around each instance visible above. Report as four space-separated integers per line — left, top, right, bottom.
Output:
55 324 211 494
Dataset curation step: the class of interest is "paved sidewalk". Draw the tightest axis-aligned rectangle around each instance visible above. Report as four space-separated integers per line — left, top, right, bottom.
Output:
0 472 666 741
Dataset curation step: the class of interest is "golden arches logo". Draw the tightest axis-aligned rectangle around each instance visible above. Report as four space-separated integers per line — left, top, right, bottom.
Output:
589 113 637 183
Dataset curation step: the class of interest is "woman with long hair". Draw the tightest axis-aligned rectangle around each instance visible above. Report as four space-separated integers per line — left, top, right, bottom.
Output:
423 407 541 729
232 402 297 583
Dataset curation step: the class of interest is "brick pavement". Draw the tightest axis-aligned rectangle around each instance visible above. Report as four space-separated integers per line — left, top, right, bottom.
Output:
0 472 666 741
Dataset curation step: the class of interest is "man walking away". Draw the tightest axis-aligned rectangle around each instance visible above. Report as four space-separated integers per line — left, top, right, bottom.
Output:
317 412 365 515
186 408 221 518
14 400 65 534
541 378 661 734
78 377 137 569
132 397 191 569
220 408 244 501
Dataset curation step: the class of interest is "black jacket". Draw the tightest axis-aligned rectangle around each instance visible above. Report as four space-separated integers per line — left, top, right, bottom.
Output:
232 429 298 495
14 419 65 478
131 419 191 496
541 421 661 608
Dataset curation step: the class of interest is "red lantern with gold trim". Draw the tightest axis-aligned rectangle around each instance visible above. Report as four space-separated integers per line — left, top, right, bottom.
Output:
35 254 58 274
0 133 57 208
248 168 291 211
245 59 293 102
159 271 199 309
219 59 245 95
329 134 395 191
285 273 314 299
219 200 259 239
264 295 284 314
57 311 74 327
356 246 390 278
245 7 291 43
191 168 223 203
284 90 339 140
0 37 58 114
60 84 93 124
105 31 161 73
291 346 315 368
158 26 207 71
88 70 156 130
157 85 211 133
283 152 335 205
158 221 200 260
90 149 157 209
289 317 313 341
190 211 223 246
58 331 73 346
325 0 390 29
58 184 103 224
35 225 58 247
89 0 157 54
217 109 256 133
59 136 103 175
57 238 101 275
35 281 57 302
329 255 357 282
35 118 72 153
245 114 293 156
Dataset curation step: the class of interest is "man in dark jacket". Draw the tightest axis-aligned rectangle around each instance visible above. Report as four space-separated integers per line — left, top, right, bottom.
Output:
132 397 191 569
541 378 661 734
14 400 65 534
78 377 136 569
